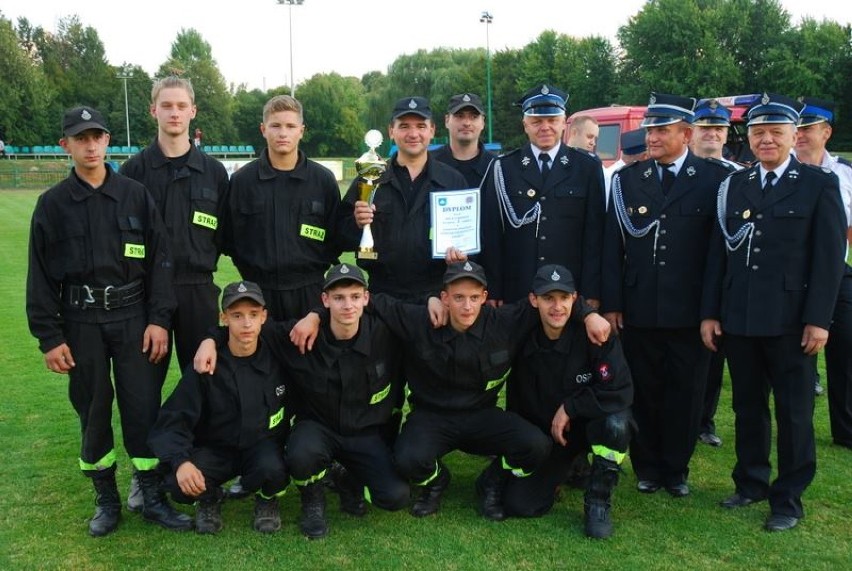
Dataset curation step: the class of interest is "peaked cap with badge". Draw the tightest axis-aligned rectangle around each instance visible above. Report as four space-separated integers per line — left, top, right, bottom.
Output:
515 84 568 117
640 93 696 127
390 96 433 121
62 106 110 136
745 92 803 126
693 99 732 127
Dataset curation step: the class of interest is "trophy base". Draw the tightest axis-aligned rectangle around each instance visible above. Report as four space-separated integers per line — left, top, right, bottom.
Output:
357 248 378 260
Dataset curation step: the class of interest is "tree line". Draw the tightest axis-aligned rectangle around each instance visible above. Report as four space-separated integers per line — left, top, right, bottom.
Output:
1 0 850 158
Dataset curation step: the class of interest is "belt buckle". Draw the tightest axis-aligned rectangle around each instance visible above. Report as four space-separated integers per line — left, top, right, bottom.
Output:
81 285 96 310
103 285 114 311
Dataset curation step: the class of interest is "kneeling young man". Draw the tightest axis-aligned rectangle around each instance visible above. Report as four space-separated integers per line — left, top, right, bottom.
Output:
149 282 289 534
502 265 633 538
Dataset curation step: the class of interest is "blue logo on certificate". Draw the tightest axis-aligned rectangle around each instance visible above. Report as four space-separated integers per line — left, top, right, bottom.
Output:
438 198 447 206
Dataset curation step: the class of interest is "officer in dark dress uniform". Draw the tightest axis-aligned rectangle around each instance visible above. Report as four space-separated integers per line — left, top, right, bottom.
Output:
480 84 605 304
27 106 190 537
602 93 733 497
338 96 468 302
701 93 847 532
431 93 496 189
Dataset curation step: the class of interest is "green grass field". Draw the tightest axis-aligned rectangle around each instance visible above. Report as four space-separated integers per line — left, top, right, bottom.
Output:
1 188 850 570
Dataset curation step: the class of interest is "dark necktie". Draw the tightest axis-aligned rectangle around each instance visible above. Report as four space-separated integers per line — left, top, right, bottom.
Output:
763 171 776 194
539 153 551 182
659 162 675 196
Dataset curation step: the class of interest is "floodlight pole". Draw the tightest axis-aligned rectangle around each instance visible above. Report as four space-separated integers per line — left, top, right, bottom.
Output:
480 11 494 144
277 0 305 96
118 73 132 147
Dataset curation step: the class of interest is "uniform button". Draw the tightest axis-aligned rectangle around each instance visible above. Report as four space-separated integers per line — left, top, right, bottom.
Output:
660 245 667 250
756 214 763 220
752 265 759 270
539 256 545 261
660 214 667 220
660 229 667 235
541 216 547 221
755 230 763 236
541 196 547 201
659 261 666 266
540 236 546 240
753 247 761 253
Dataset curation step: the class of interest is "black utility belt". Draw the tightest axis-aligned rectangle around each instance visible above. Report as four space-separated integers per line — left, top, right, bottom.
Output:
62 280 144 310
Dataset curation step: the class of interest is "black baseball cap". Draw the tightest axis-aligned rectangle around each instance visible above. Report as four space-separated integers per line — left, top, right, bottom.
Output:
62 106 110 136
447 93 485 115
443 260 487 287
323 263 368 290
221 281 266 310
531 264 576 295
391 97 432 121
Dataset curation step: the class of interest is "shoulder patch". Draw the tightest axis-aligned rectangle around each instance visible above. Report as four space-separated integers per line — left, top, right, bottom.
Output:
837 156 852 168
498 147 521 160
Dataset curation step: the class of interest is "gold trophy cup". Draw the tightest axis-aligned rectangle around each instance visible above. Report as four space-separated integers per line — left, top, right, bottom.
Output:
354 129 387 260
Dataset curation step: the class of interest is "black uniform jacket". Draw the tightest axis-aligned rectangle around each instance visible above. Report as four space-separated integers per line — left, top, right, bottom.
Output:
702 158 847 336
261 314 403 435
120 140 229 282
601 153 733 328
337 155 467 298
430 143 496 189
26 167 175 353
480 143 605 303
148 339 288 468
222 149 342 290
507 321 633 434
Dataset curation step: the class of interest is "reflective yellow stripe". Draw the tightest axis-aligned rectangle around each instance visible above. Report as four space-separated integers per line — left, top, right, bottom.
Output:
259 487 288 499
299 224 326 242
269 407 284 429
79 450 116 472
486 368 511 391
364 486 373 505
500 456 532 478
192 211 218 230
370 384 391 405
124 243 145 258
592 444 627 464
131 457 160 471
293 468 327 487
415 461 441 486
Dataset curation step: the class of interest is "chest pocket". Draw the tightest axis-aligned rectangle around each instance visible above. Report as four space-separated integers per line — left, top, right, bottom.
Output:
118 215 146 259
553 184 588 218
680 203 711 218
481 349 510 391
367 361 392 405
773 204 808 218
50 219 88 277
190 187 219 230
299 199 327 242
236 190 265 215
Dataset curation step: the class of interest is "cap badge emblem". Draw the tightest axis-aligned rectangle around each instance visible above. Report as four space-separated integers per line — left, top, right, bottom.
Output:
463 94 471 102
527 189 536 198
463 262 473 271
551 270 560 281
238 283 247 293
541 85 550 95
743 209 751 220
761 92 770 105
649 94 657 105
340 264 350 274
81 109 92 120
709 100 719 110
408 99 417 109
686 166 696 177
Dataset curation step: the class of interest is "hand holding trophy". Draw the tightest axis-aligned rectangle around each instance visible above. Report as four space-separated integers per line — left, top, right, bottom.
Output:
354 129 387 260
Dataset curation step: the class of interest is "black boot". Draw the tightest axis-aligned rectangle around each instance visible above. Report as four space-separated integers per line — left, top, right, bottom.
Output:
411 463 451 517
195 490 223 535
475 461 508 521
253 495 282 533
299 483 329 539
126 471 143 513
89 473 122 537
583 456 621 539
329 463 367 517
137 470 193 531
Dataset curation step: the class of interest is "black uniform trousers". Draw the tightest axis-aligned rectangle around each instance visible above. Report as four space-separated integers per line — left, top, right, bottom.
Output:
503 410 632 517
394 408 551 485
622 326 709 485
726 333 816 518
285 420 409 511
261 282 323 322
700 344 726 435
166 438 287 503
826 269 852 447
168 280 220 375
66 315 161 476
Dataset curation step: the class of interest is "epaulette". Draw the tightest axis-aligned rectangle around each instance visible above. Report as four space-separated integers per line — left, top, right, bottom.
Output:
497 147 521 160
837 156 851 168
799 162 834 176
704 156 737 172
730 164 757 178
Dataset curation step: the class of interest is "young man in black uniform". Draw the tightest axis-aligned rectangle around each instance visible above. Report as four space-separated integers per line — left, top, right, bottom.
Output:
194 264 409 539
431 93 496 189
701 93 846 532
222 94 343 320
120 77 230 510
339 96 468 302
149 281 289 534
601 93 733 498
480 84 605 306
501 265 633 539
360 260 612 519
26 106 190 537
